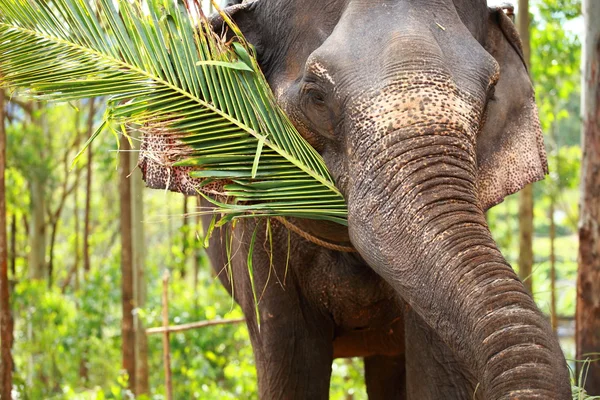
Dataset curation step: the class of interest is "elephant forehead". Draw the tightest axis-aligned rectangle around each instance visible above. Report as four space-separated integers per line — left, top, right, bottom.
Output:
347 71 482 142
307 59 336 85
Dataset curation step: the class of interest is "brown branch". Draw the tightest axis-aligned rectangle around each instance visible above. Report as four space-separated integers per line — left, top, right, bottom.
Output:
146 317 245 335
7 97 34 115
60 263 78 293
46 129 86 287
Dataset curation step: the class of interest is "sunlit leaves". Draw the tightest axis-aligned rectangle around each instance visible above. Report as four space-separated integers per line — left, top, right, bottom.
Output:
0 0 348 225
530 0 581 134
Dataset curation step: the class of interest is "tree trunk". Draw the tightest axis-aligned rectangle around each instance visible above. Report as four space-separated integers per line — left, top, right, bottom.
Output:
21 214 28 238
120 134 136 392
80 99 96 382
0 89 14 400
549 118 560 335
47 176 78 288
9 213 16 279
181 196 188 278
71 114 85 379
28 178 46 281
517 0 534 295
576 0 600 392
73 170 80 292
83 99 95 273
28 104 48 281
71 106 84 292
47 219 59 287
161 271 173 400
131 130 149 396
549 199 557 333
193 196 201 317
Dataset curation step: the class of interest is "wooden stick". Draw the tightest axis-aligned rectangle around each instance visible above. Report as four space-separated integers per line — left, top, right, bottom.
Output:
161 271 173 400
146 317 245 335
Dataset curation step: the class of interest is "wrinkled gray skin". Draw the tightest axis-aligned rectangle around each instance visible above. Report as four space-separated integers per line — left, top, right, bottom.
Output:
145 0 572 398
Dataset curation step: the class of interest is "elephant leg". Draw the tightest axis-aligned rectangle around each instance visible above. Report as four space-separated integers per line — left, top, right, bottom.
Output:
245 298 334 400
364 354 406 399
208 218 335 400
404 307 480 400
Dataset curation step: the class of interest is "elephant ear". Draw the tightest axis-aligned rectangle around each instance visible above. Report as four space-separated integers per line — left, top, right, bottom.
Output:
210 1 260 45
477 8 548 210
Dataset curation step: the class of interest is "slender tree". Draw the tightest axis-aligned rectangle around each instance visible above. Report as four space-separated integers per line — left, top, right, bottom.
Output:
46 140 80 287
549 197 557 333
549 118 559 334
193 196 202 317
576 0 600 392
73 170 80 291
28 103 47 281
0 90 14 400
83 99 95 273
181 196 188 278
71 99 97 382
131 130 149 396
28 182 47 280
120 134 136 391
9 214 15 279
517 0 534 295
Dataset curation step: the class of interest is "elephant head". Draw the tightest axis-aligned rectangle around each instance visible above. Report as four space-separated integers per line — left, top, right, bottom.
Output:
145 0 571 398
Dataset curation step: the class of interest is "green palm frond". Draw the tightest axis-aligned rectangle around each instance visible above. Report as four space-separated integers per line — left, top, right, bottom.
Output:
0 0 348 225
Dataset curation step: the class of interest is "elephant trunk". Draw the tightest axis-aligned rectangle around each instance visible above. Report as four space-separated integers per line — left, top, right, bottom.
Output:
346 109 570 397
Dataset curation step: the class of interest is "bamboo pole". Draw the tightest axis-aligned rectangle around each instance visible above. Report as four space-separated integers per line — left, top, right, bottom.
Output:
147 317 245 335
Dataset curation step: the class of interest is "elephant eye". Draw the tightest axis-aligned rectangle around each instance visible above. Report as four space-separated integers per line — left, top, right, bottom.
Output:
299 82 337 140
302 83 328 108
309 89 326 105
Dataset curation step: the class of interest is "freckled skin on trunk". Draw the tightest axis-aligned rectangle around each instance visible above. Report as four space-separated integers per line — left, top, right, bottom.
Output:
404 308 478 399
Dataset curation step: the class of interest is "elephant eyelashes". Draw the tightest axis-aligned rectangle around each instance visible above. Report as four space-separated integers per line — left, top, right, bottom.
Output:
309 90 326 105
302 82 328 107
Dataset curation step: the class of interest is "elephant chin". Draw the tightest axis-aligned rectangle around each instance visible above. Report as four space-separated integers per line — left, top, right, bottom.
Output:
345 123 571 398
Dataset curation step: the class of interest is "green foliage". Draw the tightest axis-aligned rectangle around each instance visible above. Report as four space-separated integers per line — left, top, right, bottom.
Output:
12 260 123 399
572 358 600 399
489 0 582 369
0 0 348 225
143 271 257 399
1 0 590 398
530 0 581 137
330 359 367 400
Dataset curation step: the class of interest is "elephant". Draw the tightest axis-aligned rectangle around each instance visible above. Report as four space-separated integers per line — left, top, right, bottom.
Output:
140 0 572 398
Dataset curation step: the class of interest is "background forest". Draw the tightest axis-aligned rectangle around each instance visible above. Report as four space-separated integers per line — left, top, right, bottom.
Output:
0 0 595 399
